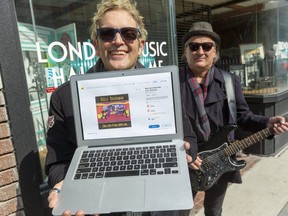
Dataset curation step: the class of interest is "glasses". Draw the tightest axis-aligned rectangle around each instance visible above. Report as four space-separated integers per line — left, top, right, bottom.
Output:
96 27 141 42
187 42 215 52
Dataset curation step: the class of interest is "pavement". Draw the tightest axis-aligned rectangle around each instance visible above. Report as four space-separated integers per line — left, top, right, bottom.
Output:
192 145 288 216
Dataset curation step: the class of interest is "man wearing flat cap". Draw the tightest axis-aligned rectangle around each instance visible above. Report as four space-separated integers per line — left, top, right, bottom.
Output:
175 21 288 216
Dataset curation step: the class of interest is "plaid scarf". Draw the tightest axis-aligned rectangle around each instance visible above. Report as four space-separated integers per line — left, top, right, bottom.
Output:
186 65 215 142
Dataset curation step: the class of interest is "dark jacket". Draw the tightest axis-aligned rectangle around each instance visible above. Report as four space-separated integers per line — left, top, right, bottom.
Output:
181 65 269 183
45 60 144 186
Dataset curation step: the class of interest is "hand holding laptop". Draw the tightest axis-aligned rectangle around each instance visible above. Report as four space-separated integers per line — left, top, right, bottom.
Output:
48 181 99 216
48 181 63 209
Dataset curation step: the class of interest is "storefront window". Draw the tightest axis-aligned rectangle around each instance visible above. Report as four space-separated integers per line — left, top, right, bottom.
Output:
15 0 288 181
14 0 177 180
213 0 288 95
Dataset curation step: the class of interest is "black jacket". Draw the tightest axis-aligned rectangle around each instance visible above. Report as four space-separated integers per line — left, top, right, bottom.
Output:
45 60 145 186
181 65 269 183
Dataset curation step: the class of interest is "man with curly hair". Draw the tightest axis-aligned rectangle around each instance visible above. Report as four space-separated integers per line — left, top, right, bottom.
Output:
46 1 147 215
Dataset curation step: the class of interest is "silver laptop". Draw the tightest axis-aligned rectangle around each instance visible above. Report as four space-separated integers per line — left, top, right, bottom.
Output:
52 65 193 215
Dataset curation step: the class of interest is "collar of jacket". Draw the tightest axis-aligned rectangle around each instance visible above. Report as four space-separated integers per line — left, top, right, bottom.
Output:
204 66 227 105
182 65 233 131
213 66 226 85
86 59 145 73
182 65 227 100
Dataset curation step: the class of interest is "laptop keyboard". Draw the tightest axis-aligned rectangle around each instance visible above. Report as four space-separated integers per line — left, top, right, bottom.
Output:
74 144 179 180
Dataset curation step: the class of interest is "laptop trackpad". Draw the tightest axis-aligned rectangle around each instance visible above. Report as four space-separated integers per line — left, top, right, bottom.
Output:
100 180 146 210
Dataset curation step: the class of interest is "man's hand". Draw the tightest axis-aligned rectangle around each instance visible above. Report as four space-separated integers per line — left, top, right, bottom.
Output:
184 141 202 170
48 180 99 216
268 116 288 135
48 181 63 209
61 210 99 216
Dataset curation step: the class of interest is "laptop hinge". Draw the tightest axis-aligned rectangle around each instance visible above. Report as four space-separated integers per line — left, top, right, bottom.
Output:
87 140 175 148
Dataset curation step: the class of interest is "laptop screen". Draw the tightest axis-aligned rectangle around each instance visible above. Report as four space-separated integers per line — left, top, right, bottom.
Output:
76 72 176 141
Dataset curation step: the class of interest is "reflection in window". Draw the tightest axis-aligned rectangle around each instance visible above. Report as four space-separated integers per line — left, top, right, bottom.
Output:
15 0 177 180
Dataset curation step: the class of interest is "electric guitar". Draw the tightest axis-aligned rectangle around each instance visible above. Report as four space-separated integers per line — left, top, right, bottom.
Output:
190 124 277 191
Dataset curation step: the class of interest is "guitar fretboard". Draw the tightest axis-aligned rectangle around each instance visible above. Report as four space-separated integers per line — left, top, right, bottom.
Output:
224 127 274 157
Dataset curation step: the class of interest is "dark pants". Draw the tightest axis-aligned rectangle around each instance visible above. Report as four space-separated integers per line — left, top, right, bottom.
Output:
195 177 229 216
150 210 190 216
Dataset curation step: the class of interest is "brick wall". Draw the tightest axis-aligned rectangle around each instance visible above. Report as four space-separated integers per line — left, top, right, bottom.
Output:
0 88 25 215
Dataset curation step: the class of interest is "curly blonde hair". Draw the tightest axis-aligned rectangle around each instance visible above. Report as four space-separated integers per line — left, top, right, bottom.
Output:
90 0 147 42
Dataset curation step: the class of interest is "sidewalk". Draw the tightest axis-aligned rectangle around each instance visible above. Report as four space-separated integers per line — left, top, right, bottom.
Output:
192 146 288 216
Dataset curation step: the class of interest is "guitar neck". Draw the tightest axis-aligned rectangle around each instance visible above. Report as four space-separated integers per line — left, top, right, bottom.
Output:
225 127 274 157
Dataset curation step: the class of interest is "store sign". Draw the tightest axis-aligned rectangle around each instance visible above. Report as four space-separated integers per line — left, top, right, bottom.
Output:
35 39 169 90
19 22 173 95
36 40 168 67
143 41 167 67
36 42 95 63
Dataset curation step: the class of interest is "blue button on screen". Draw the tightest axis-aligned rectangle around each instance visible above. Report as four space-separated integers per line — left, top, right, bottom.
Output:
149 124 160 128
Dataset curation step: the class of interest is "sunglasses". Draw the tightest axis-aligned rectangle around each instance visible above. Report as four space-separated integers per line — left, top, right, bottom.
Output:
96 27 141 42
187 42 215 52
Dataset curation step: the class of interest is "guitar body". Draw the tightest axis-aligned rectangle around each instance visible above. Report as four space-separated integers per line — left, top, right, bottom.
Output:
190 144 246 191
190 125 247 191
190 119 283 191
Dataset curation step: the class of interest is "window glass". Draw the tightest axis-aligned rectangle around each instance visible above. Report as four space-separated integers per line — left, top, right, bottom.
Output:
14 0 177 180
210 0 288 94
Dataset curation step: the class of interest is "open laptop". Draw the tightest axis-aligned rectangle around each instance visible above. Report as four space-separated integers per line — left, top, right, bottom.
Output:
52 65 193 215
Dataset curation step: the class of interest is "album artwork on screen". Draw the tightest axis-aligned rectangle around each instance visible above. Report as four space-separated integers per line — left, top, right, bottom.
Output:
96 94 131 130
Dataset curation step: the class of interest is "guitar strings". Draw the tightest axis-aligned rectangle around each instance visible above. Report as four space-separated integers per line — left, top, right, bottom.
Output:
201 127 273 168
